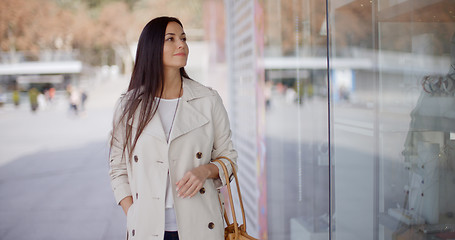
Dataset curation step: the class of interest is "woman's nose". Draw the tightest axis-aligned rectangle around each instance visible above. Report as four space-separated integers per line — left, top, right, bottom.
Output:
177 39 185 48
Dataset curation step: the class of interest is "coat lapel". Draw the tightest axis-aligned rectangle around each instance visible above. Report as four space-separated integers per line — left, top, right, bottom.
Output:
169 78 211 142
143 113 167 142
169 100 209 142
128 106 167 142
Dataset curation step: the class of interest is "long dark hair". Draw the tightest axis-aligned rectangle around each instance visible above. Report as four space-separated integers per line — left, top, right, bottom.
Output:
111 16 190 159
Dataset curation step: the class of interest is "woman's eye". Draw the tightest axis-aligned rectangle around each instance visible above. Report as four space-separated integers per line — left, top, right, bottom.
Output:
166 37 174 41
181 37 187 42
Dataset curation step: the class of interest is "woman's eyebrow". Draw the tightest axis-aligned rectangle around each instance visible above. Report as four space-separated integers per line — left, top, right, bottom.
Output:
165 32 186 36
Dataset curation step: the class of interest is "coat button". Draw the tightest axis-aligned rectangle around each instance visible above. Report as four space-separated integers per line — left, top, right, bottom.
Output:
134 155 138 162
136 193 138 199
199 187 206 194
132 229 135 236
196 152 202 159
208 222 215 229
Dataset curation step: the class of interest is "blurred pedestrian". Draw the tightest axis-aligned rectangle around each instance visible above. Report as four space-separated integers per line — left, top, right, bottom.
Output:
108 17 237 240
285 87 296 104
12 90 20 107
28 88 39 112
80 90 88 112
48 87 56 102
69 88 80 115
37 92 47 110
264 80 272 109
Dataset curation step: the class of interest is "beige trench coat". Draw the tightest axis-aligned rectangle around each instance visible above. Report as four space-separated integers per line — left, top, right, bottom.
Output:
109 78 238 240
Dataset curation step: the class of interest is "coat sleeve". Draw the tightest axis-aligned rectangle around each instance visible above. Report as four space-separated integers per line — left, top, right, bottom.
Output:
210 91 238 188
108 97 132 205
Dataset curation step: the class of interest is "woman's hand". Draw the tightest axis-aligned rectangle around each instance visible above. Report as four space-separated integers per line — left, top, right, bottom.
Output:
119 196 133 215
176 164 218 198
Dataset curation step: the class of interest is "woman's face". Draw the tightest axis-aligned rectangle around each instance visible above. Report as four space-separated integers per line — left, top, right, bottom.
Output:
163 21 189 70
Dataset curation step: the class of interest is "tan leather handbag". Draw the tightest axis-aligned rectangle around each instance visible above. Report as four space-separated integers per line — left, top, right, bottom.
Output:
213 157 258 240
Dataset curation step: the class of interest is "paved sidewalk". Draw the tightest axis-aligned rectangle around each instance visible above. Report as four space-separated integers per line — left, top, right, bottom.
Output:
0 76 129 240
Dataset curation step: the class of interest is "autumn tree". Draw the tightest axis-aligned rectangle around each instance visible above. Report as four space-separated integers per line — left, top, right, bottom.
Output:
0 0 60 60
0 0 90 62
0 0 204 67
134 0 203 38
94 1 139 70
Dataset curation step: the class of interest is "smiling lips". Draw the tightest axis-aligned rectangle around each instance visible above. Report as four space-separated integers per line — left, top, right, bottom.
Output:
174 53 186 56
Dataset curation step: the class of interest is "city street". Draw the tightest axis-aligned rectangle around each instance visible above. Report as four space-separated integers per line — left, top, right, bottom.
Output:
0 77 128 240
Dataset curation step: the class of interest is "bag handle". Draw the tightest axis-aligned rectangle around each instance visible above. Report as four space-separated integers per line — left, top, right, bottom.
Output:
213 157 247 237
213 158 240 239
218 156 247 232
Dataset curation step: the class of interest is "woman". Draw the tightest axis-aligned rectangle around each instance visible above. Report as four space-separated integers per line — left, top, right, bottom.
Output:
109 17 237 240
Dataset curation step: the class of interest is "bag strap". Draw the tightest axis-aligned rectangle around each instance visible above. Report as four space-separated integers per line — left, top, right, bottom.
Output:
213 158 240 239
217 156 247 231
213 157 247 235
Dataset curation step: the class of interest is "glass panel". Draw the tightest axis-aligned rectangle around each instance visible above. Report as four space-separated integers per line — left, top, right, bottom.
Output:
329 0 455 239
263 0 330 239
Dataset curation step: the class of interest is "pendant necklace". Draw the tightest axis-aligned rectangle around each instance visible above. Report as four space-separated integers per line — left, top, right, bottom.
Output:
167 82 182 143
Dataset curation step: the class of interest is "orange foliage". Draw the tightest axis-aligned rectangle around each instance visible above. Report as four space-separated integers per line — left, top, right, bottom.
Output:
0 0 204 54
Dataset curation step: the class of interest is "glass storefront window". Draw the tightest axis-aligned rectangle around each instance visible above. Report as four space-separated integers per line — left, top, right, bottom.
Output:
224 0 454 239
329 0 455 239
263 0 329 239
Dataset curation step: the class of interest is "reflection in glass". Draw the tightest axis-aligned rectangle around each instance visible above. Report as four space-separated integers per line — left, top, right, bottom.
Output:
329 0 455 239
264 0 329 240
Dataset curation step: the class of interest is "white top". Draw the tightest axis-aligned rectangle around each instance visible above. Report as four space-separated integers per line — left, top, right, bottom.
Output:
156 97 180 231
157 97 180 143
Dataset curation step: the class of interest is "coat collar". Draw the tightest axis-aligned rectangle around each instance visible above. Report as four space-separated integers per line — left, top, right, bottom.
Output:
130 78 212 143
180 77 214 102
